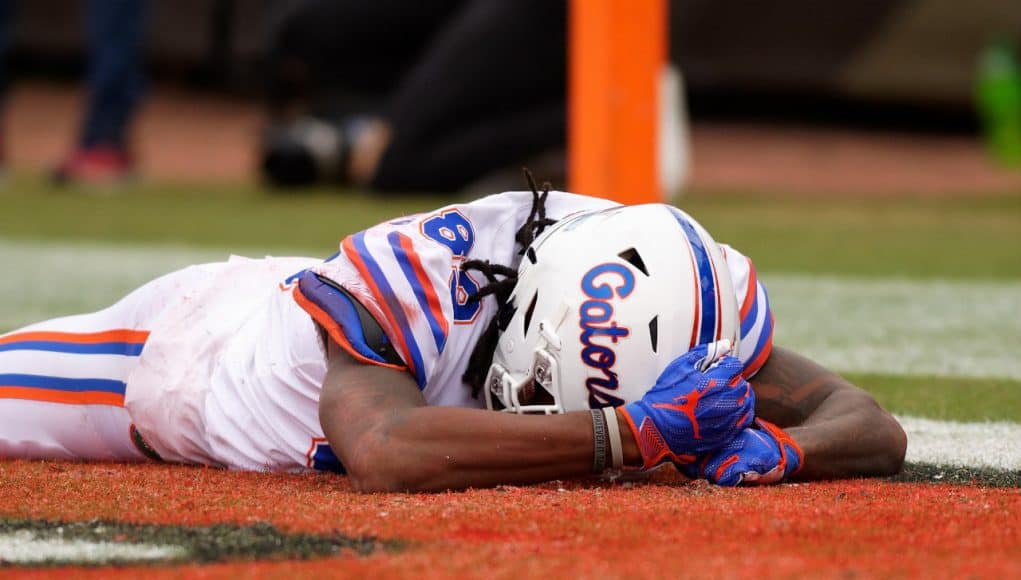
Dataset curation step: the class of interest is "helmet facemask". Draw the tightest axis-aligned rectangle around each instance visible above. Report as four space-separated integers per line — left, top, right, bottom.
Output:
485 319 565 414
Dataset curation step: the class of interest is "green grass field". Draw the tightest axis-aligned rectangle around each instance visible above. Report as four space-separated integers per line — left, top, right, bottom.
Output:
1 173 1019 436
1 172 1020 571
3 175 1019 279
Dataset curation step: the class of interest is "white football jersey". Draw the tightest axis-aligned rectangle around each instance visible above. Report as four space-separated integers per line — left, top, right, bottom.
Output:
124 191 774 473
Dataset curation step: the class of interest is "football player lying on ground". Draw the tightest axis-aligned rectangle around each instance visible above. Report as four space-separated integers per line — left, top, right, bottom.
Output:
0 178 906 492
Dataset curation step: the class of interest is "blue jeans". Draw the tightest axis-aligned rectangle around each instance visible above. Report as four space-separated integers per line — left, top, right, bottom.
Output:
80 0 149 149
0 0 148 149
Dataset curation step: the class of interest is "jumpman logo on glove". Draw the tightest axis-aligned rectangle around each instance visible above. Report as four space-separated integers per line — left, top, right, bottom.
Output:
620 340 756 470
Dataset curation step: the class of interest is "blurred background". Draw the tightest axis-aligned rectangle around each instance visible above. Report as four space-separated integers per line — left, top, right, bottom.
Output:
0 1 1019 472
2 0 1020 195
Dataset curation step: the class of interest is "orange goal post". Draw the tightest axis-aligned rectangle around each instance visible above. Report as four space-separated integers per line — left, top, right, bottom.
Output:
568 0 684 204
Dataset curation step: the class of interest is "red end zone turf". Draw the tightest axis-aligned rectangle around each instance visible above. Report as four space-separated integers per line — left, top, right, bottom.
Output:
1 461 1018 578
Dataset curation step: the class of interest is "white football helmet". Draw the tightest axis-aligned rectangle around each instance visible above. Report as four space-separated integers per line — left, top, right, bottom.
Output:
484 204 740 414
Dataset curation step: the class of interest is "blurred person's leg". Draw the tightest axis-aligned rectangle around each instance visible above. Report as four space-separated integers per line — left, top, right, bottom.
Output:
81 0 147 149
267 0 465 118
373 103 564 193
54 0 148 185
367 0 567 192
261 0 464 185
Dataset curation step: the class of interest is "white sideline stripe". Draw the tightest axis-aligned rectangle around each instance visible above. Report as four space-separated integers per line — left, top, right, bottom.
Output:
0 239 254 330
767 275 1021 381
0 531 186 564
897 415 1021 471
1 240 1020 380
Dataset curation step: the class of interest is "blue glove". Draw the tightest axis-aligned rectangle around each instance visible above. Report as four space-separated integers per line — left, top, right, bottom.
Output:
688 418 804 486
620 340 755 470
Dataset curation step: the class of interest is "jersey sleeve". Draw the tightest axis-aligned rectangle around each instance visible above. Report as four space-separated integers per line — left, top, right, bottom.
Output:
292 212 469 389
292 268 406 370
291 191 620 391
721 244 775 379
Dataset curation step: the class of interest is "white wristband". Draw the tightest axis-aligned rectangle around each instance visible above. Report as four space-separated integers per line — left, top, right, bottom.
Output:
602 407 623 470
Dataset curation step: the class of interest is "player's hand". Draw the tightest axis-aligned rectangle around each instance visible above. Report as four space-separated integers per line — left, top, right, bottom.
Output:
620 340 755 470
686 418 804 486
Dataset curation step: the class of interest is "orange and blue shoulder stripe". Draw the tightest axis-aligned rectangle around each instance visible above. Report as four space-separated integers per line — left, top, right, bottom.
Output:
341 232 427 387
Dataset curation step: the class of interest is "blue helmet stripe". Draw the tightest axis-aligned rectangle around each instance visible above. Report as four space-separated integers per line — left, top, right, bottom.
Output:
669 208 718 345
740 281 760 337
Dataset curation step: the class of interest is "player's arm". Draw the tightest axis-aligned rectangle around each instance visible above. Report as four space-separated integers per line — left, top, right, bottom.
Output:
750 346 907 480
319 336 642 492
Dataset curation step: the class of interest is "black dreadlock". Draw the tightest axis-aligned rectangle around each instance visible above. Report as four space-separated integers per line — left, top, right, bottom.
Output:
513 169 559 251
460 170 557 398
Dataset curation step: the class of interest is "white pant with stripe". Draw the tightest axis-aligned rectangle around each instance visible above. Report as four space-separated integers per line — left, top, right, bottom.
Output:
0 264 217 462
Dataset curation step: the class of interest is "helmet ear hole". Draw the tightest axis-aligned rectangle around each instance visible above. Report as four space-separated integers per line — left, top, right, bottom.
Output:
522 292 539 338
